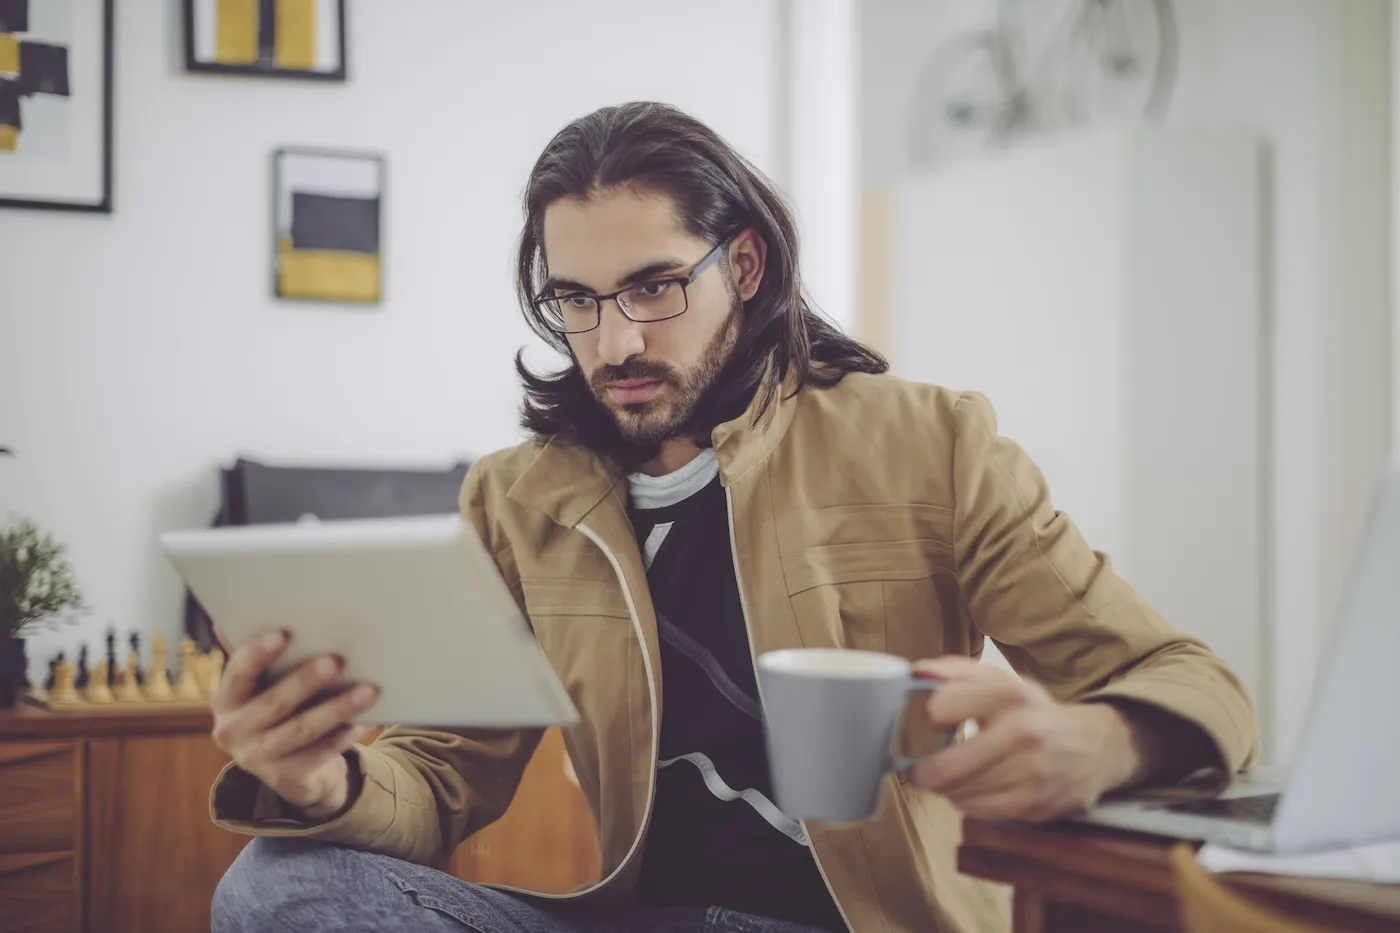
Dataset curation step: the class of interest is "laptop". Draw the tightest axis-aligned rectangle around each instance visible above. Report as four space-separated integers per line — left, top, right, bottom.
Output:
1072 455 1400 854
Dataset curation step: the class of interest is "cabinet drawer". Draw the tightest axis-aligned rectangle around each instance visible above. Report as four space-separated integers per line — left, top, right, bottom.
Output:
0 851 78 933
0 742 79 853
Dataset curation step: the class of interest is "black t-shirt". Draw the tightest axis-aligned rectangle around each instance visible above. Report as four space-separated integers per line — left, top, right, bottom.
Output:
628 452 845 932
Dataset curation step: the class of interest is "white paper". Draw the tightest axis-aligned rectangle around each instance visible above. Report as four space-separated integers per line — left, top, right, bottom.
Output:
1198 839 1400 884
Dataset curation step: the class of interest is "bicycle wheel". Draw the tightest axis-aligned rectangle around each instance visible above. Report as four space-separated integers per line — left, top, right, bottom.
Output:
905 29 1024 172
1049 0 1178 127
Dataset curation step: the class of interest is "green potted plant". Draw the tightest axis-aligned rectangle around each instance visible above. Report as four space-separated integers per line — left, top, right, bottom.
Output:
0 448 87 706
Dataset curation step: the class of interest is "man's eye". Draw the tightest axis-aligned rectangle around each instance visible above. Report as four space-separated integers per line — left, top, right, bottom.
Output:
636 282 672 298
560 295 594 308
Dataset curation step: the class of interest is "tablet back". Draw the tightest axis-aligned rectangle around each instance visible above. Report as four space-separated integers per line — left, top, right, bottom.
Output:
160 515 577 728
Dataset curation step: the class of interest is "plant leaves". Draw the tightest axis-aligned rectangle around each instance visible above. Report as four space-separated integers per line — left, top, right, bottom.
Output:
0 516 85 638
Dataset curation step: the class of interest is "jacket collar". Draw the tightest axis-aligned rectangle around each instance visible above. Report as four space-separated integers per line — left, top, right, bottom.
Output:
507 370 800 529
710 370 799 485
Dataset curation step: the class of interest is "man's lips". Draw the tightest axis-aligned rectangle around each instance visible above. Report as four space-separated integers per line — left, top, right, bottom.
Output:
607 380 664 405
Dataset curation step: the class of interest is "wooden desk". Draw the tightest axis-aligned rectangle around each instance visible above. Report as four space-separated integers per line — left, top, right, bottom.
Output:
959 817 1400 933
0 706 597 933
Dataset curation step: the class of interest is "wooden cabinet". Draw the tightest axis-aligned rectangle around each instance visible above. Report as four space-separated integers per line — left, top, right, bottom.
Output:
448 728 600 893
0 739 84 933
0 708 599 933
86 732 252 933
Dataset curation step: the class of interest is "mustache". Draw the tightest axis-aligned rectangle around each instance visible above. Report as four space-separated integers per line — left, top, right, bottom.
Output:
590 358 679 394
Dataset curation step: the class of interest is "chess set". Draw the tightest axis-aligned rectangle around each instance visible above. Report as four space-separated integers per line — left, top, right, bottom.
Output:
24 628 225 712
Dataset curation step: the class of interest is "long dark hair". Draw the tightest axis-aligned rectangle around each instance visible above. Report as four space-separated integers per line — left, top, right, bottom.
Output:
515 101 887 462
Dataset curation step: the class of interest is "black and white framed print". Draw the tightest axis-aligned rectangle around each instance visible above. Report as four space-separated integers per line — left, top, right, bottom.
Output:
273 147 383 305
185 0 347 81
0 0 114 212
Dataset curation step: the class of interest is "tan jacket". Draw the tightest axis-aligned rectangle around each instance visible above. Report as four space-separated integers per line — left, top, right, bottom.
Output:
211 373 1259 933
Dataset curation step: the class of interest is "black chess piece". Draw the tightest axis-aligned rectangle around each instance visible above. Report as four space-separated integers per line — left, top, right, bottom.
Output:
105 627 117 686
46 652 64 691
76 644 89 688
128 631 145 685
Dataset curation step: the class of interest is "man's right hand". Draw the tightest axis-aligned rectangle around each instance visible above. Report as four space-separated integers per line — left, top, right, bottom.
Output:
211 629 380 820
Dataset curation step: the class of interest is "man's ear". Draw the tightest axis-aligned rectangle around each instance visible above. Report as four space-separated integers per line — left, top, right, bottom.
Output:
728 228 767 302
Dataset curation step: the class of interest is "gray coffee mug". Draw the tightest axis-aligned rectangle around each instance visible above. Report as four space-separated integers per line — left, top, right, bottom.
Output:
758 647 940 823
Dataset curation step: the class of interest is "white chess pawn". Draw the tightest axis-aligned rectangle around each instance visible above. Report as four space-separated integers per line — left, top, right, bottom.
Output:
199 650 226 698
174 639 203 701
145 634 173 702
85 661 114 704
115 650 144 703
50 661 80 707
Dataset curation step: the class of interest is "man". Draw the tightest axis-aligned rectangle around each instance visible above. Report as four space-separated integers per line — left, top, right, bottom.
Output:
209 102 1258 933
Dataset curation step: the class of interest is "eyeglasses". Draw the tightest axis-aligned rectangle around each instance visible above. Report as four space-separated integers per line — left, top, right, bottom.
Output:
533 238 731 335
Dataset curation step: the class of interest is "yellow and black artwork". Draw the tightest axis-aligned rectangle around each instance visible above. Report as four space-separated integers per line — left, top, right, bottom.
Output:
184 0 346 81
273 147 383 305
0 0 113 212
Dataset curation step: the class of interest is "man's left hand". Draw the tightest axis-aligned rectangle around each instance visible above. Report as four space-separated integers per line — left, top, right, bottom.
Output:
908 656 1143 822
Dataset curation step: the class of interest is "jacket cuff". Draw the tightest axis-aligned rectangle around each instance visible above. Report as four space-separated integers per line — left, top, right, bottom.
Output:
1082 677 1253 797
209 745 399 845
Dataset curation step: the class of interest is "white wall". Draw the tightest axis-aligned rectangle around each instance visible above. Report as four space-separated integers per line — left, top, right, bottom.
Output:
0 0 780 679
860 0 1393 762
1395 2 1400 453
871 129 1266 713
778 0 859 333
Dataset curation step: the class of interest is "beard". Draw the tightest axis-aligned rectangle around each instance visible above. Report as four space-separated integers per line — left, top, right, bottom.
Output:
587 302 741 447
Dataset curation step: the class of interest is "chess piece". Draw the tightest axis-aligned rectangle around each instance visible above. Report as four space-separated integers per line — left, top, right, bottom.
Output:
76 644 89 689
128 632 145 685
45 651 63 691
85 660 114 704
50 660 80 706
198 649 226 699
191 652 211 698
27 654 54 705
174 639 203 701
145 633 173 701
115 649 144 703
105 627 118 686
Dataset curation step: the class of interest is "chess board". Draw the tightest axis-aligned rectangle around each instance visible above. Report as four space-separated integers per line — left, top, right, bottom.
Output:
25 633 223 713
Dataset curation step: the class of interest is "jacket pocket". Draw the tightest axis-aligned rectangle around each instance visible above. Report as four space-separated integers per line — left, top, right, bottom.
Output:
781 537 956 655
517 575 638 824
520 576 632 620
780 524 964 763
518 576 634 696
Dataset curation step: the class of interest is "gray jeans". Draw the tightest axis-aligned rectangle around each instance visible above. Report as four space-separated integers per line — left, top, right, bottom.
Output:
212 838 839 933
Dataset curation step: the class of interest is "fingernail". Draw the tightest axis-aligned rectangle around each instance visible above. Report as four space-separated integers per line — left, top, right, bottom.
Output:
352 685 378 707
262 631 287 652
316 656 339 677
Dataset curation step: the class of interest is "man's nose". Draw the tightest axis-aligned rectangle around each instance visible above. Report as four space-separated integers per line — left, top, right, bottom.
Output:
595 299 646 366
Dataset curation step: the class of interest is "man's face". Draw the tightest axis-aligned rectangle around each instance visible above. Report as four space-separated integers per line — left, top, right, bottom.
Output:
541 188 763 446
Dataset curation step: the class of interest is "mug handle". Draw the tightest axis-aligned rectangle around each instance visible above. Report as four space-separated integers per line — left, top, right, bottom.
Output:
887 675 951 774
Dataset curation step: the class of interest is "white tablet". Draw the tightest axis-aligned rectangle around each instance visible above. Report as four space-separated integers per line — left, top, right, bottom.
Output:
159 514 577 728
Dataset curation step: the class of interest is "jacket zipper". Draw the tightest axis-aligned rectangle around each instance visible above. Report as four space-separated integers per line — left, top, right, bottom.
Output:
571 522 661 890
724 487 854 933
481 522 659 901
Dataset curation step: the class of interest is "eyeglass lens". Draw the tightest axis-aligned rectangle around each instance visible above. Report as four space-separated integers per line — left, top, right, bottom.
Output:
543 280 688 333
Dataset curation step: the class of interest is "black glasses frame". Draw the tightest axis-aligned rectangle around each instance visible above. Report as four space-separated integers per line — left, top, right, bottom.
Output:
533 238 732 334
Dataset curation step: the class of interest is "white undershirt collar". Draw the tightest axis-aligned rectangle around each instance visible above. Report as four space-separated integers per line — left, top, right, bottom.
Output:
627 449 719 510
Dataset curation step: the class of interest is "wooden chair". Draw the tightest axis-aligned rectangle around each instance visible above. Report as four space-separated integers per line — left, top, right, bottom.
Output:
1170 843 1334 933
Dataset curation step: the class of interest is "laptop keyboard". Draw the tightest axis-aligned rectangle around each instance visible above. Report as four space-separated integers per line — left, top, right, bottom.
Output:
1165 793 1280 824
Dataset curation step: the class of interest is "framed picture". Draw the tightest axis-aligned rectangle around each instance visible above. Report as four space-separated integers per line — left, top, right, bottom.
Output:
0 0 114 212
273 147 384 305
184 0 347 81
